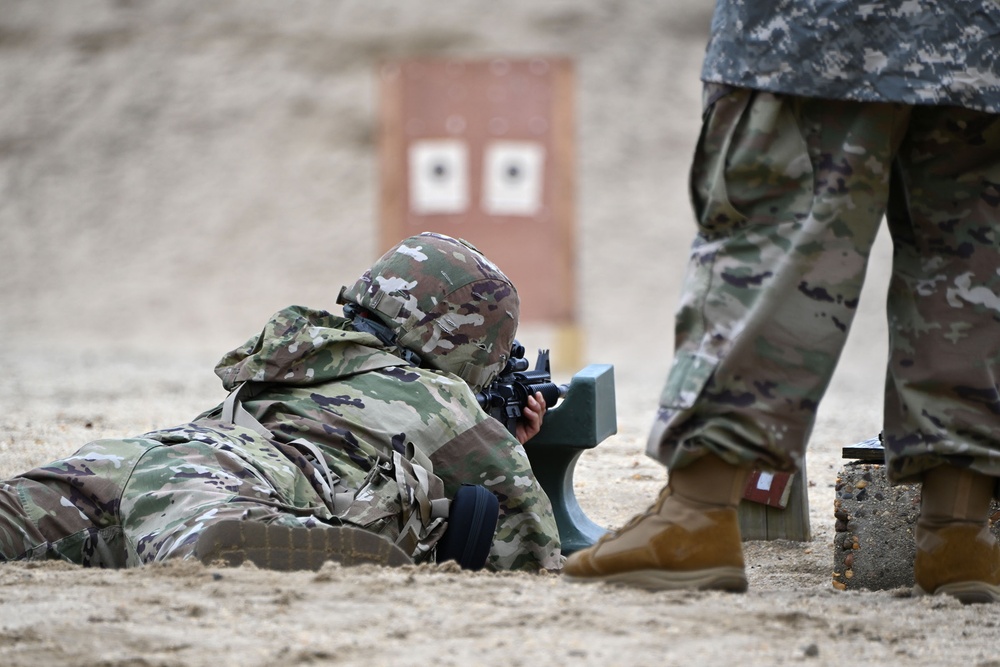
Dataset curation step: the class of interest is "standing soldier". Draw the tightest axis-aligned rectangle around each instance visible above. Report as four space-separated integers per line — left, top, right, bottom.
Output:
564 0 1000 602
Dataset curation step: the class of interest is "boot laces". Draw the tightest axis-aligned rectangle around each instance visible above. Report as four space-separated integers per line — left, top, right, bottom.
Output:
594 485 673 546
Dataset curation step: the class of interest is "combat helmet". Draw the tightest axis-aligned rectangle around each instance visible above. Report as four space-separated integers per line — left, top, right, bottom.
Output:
337 232 519 393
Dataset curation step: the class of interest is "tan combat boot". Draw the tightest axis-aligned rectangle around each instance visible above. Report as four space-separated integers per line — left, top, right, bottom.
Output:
913 465 1000 604
562 454 749 591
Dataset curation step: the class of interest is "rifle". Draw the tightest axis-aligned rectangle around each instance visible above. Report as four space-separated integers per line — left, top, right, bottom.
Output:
475 341 567 437
478 340 618 554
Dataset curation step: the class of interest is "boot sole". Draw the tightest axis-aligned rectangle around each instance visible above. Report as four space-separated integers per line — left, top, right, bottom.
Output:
914 581 1000 604
193 520 413 570
563 566 748 592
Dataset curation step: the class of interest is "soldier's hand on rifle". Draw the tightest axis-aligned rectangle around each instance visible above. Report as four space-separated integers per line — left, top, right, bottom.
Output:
515 391 547 445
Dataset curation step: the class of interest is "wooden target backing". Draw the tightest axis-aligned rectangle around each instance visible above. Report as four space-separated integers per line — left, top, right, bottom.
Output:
378 57 576 324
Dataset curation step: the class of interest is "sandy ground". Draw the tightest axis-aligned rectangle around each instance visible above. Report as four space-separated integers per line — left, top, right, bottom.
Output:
1 2 999 666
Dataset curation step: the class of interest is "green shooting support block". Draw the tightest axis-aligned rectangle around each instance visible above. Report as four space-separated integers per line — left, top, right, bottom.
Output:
523 364 616 554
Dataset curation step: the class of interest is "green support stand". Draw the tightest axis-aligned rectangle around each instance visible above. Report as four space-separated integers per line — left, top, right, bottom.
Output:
524 364 617 554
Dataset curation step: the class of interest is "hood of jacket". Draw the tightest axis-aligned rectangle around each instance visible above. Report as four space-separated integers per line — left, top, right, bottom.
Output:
214 305 410 391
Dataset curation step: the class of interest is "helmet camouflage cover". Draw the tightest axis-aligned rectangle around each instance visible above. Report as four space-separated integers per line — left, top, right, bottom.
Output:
338 232 519 393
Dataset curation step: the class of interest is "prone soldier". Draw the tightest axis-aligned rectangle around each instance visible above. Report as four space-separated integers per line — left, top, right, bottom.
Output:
0 232 562 573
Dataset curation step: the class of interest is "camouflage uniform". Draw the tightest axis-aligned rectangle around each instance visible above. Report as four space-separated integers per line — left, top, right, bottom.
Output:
650 1 1000 486
0 236 561 572
702 0 1000 114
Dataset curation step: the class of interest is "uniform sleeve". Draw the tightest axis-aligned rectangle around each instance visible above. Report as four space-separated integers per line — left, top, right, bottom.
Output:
427 417 563 572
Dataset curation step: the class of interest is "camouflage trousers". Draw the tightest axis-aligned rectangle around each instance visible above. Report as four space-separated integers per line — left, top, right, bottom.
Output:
0 421 447 566
649 86 1000 486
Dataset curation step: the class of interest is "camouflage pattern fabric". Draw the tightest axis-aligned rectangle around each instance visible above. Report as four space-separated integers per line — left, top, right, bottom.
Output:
0 306 561 571
648 88 1000 487
0 425 340 567
338 232 519 394
702 0 1000 114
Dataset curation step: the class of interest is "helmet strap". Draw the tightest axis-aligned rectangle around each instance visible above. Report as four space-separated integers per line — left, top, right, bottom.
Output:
344 303 422 367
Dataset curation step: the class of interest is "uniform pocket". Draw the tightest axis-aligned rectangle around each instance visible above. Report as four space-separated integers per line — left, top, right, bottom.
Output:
691 89 814 239
658 349 719 410
689 88 753 238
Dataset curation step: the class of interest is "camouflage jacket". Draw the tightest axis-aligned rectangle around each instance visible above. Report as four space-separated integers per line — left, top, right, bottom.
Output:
197 305 562 572
702 0 1000 113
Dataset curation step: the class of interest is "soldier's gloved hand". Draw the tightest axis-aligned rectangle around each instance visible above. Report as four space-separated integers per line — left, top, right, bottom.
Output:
515 391 547 445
